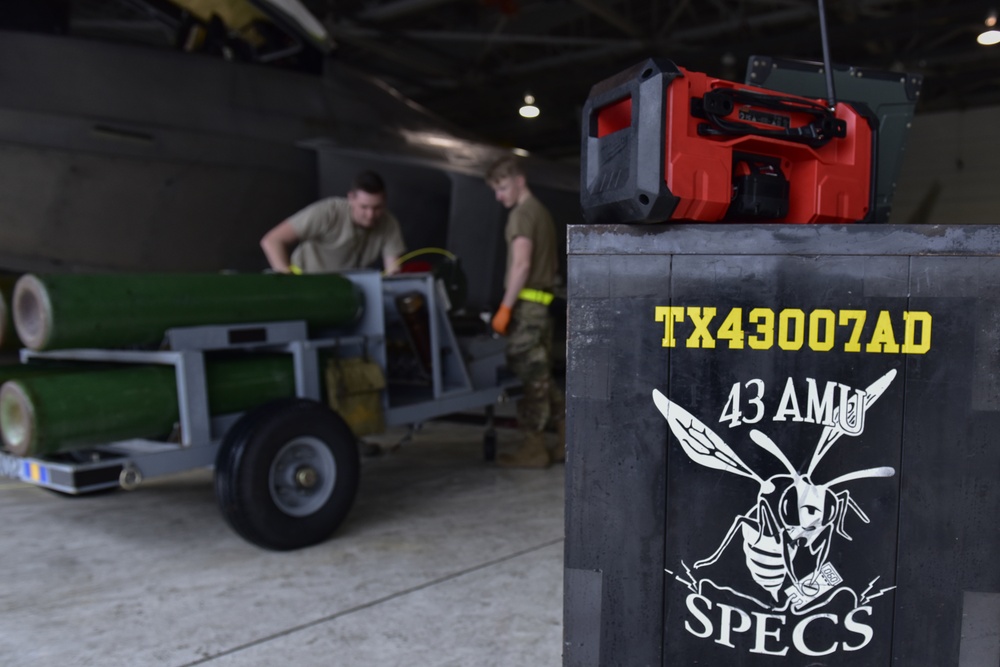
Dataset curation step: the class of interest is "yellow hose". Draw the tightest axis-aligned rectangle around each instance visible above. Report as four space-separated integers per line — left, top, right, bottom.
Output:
384 247 457 275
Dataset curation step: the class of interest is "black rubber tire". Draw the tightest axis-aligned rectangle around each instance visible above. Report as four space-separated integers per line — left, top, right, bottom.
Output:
214 398 360 551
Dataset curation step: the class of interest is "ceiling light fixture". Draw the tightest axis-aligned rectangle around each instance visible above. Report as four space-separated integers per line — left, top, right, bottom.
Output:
978 11 1000 45
519 94 540 119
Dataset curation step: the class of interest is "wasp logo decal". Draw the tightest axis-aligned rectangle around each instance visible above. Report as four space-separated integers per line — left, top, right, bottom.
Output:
654 369 898 617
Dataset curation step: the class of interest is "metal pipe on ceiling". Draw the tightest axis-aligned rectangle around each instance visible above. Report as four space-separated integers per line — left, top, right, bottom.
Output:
357 0 464 22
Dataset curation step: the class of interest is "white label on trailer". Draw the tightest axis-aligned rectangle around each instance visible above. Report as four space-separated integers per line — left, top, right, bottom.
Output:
0 452 25 480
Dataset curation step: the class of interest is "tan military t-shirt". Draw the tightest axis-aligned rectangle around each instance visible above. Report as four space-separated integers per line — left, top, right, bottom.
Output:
287 197 406 273
504 194 557 291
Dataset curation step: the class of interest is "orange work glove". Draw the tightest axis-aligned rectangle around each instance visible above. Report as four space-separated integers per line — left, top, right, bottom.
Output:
491 304 512 335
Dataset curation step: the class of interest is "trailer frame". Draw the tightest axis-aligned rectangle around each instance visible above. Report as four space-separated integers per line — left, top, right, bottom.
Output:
0 270 518 547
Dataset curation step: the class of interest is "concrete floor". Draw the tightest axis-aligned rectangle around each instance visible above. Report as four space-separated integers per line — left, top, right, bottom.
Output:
0 422 565 667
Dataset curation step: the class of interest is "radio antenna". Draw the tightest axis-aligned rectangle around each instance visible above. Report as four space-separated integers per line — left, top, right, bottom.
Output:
817 0 837 110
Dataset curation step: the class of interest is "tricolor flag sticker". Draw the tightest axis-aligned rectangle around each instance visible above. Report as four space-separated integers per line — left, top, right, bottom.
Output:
22 461 48 484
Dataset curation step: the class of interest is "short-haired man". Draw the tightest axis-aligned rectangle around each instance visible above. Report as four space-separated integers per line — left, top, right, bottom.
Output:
486 156 565 468
261 170 405 274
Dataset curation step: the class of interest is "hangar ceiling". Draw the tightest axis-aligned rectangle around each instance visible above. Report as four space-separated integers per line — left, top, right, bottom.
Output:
13 0 1000 160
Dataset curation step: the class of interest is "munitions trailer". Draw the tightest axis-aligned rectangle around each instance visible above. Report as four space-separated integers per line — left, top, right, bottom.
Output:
0 270 518 550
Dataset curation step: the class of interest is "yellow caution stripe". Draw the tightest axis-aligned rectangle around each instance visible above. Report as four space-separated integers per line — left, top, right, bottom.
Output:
518 288 554 306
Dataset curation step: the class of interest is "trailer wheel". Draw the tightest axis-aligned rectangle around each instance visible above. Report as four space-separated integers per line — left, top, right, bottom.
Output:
214 399 360 551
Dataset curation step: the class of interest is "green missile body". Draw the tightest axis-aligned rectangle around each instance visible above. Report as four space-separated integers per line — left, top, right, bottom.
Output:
13 272 363 351
0 355 301 457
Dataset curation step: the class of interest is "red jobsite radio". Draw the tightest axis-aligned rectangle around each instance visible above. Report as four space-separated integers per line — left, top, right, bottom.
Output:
580 58 876 224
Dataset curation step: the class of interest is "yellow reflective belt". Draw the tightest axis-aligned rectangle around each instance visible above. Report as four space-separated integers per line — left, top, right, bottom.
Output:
518 288 554 305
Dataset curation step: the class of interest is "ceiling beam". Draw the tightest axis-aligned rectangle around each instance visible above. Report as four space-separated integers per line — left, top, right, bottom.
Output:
657 0 693 39
494 6 819 77
567 0 645 38
355 0 464 22
498 42 644 76
666 6 817 43
329 24 462 78
344 28 634 48
703 0 732 18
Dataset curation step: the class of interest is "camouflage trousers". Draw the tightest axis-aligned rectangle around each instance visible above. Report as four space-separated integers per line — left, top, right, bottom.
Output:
506 300 565 433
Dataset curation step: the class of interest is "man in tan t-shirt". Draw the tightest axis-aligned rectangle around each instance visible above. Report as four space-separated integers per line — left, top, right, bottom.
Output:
260 170 406 274
486 156 565 468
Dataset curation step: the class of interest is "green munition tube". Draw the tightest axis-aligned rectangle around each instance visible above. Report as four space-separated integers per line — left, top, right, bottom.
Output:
0 355 299 457
0 275 21 351
13 272 364 351
0 363 89 383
